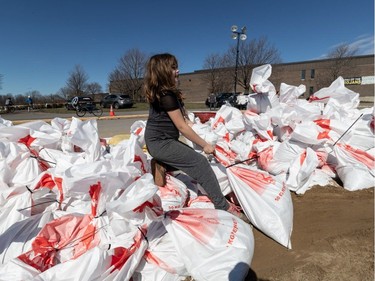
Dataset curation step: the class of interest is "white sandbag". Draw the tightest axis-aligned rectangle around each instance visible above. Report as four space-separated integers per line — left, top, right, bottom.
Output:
249 64 274 93
0 187 34 236
61 159 141 213
267 101 322 142
106 173 162 236
290 121 329 145
346 109 375 151
17 214 105 268
100 229 150 281
186 195 215 209
310 76 360 109
66 117 102 162
163 208 254 280
227 164 293 249
211 105 243 130
333 143 375 190
134 221 189 280
0 125 31 142
0 140 29 186
15 120 62 149
130 120 147 147
0 117 13 128
243 111 274 141
229 139 252 162
236 94 248 106
278 83 306 104
211 162 232 196
38 147 84 170
173 172 200 199
0 215 108 280
50 117 71 133
286 147 320 195
0 257 40 281
32 246 112 281
34 227 148 281
248 64 279 113
119 135 149 174
226 117 245 135
189 123 219 151
0 211 54 265
157 175 189 211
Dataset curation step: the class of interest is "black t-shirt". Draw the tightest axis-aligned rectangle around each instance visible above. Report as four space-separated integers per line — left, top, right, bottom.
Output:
145 91 183 141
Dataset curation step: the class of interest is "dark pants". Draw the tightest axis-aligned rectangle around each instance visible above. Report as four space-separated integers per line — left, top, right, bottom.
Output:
146 137 228 210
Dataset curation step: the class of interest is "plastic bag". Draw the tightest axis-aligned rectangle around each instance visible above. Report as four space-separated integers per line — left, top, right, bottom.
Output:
163 208 254 280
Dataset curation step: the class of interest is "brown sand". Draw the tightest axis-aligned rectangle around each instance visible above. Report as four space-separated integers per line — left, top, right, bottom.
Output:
247 185 374 281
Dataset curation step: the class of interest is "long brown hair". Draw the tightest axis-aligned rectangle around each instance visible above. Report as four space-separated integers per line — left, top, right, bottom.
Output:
144 53 182 103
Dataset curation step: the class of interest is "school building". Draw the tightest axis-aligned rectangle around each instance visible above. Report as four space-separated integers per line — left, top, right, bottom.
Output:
177 54 374 105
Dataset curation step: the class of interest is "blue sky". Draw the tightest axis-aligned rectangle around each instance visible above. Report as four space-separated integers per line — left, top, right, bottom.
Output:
0 0 373 95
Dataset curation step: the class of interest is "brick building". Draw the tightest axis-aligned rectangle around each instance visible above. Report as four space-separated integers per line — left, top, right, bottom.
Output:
177 54 374 103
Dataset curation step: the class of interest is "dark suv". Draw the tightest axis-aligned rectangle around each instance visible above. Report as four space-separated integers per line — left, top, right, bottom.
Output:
65 96 94 110
100 94 134 109
205 93 237 108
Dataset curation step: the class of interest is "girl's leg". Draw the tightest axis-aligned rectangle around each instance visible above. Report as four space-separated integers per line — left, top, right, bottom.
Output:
147 139 229 210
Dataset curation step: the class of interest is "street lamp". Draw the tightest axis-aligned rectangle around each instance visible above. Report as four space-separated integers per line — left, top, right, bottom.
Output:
231 25 247 94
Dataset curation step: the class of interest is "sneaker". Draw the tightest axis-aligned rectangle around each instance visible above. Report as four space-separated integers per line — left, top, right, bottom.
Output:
226 202 250 224
151 159 166 186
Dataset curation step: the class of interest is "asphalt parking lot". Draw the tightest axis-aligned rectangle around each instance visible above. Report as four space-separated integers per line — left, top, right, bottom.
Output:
1 110 149 138
1 107 212 138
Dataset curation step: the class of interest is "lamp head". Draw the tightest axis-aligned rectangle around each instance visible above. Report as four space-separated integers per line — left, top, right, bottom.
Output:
232 34 238 40
240 34 247 40
231 25 238 32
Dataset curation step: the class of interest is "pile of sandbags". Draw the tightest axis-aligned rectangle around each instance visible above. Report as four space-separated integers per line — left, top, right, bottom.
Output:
0 117 253 280
0 64 373 280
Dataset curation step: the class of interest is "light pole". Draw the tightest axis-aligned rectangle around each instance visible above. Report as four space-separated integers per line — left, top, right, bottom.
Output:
231 25 247 94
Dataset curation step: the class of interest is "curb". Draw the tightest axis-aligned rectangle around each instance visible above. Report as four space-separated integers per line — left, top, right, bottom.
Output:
10 114 149 125
9 109 212 125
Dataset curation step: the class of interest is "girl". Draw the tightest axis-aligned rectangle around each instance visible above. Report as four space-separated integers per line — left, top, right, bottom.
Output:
144 53 247 221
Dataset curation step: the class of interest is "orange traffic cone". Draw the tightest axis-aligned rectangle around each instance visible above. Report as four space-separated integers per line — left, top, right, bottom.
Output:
110 105 115 117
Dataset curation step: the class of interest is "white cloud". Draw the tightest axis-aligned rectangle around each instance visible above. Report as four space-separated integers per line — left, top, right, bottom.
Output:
318 34 374 59
349 34 374 55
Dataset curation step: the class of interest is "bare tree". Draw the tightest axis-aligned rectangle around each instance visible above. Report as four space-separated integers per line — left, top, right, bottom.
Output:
108 69 128 94
225 36 282 93
14 94 26 105
202 54 232 94
57 86 72 101
109 48 147 102
86 82 103 101
316 43 359 88
46 93 65 107
0 74 3 90
66 65 89 97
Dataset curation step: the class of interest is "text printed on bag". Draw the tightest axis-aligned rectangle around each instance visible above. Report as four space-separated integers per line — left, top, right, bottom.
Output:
274 183 287 202
227 218 239 246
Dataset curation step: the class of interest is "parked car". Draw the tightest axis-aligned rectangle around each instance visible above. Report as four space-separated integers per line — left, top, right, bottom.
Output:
65 96 94 110
205 93 237 108
100 94 134 109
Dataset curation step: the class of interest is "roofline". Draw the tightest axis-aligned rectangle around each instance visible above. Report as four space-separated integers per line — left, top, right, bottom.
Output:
274 54 374 66
179 54 375 76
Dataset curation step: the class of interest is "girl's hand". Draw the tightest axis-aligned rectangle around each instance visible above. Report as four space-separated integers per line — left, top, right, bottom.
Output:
203 143 215 155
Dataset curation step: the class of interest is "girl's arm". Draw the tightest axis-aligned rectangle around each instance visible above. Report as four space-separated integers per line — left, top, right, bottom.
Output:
167 109 215 154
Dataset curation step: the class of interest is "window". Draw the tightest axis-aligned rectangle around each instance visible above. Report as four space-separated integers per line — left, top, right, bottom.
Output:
301 69 306 80
310 69 315 79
